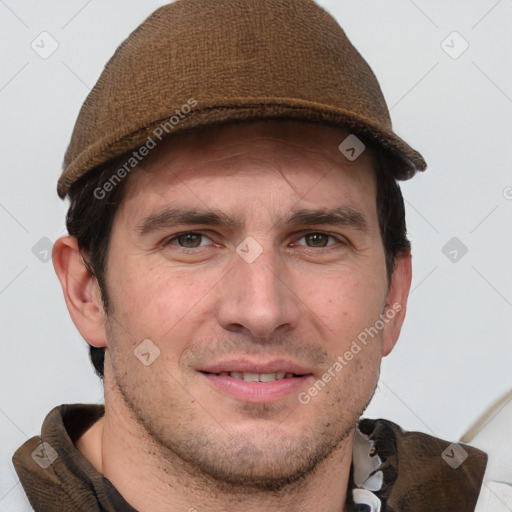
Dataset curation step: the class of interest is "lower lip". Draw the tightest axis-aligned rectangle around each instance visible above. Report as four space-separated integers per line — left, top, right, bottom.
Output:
200 373 313 403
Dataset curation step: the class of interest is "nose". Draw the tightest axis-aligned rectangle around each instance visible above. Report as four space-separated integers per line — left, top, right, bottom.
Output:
216 242 301 340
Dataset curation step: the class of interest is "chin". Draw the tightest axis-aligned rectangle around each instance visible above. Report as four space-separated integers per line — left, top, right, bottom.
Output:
167 420 352 493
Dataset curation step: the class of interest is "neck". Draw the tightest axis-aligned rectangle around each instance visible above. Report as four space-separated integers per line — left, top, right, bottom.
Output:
77 384 353 512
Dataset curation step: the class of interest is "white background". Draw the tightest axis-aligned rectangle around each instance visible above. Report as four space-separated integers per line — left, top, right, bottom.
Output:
1 0 512 506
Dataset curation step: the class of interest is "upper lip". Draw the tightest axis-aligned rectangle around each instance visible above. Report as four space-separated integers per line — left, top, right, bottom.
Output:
199 359 314 375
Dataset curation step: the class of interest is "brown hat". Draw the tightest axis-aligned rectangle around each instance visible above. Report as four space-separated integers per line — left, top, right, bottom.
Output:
57 0 426 199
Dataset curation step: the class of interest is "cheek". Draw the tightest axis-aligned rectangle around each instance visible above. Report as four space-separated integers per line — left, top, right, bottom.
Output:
107 259 219 349
302 269 387 346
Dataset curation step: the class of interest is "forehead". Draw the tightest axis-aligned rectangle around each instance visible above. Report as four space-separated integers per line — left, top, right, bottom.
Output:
119 120 378 220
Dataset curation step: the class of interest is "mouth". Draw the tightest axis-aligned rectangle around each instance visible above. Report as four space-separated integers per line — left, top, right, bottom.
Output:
198 361 314 403
202 371 301 382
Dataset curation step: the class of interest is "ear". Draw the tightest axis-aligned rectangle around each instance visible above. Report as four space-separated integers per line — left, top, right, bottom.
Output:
381 249 412 357
52 236 107 348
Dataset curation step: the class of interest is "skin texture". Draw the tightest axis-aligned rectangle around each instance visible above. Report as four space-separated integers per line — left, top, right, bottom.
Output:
53 120 412 512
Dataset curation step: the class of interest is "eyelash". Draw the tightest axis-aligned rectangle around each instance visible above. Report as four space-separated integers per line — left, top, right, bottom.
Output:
163 231 347 251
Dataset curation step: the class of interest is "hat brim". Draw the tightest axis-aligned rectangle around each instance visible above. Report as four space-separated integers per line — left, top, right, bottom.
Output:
57 97 426 198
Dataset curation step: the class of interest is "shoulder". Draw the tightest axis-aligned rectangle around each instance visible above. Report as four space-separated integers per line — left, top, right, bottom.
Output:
353 418 487 511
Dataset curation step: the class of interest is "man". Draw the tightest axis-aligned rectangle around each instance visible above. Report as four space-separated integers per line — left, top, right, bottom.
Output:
12 0 490 510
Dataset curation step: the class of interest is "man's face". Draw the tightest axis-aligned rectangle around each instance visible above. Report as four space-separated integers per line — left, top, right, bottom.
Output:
100 120 398 489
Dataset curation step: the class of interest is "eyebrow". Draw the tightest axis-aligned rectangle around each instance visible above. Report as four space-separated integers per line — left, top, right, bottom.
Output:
135 205 369 236
284 207 368 232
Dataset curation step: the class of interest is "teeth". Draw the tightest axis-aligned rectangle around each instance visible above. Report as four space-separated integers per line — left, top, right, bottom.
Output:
259 373 277 382
220 371 295 382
